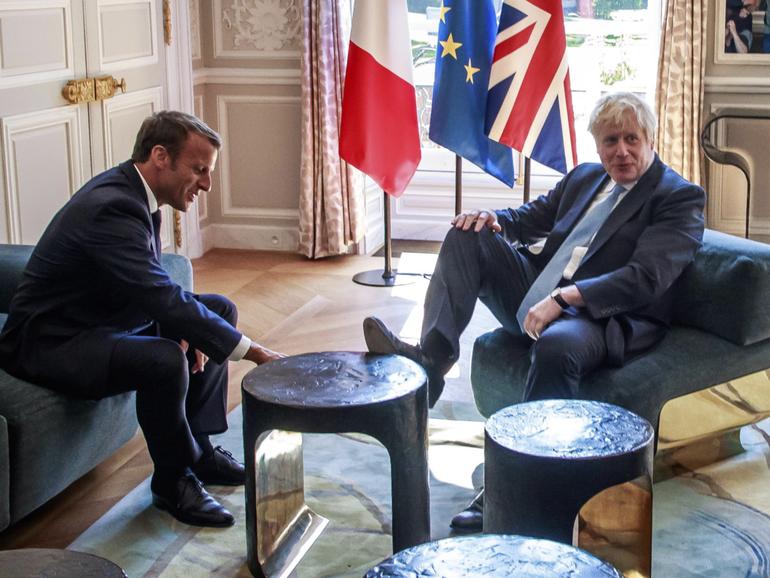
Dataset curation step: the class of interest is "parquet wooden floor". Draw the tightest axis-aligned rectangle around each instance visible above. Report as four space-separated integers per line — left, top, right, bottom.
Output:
0 248 496 550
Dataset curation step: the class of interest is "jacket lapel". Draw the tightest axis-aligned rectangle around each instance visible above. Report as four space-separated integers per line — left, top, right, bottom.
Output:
543 170 609 259
581 155 664 264
118 160 157 255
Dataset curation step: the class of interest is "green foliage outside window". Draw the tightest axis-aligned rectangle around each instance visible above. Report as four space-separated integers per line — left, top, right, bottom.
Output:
412 40 436 69
592 0 647 19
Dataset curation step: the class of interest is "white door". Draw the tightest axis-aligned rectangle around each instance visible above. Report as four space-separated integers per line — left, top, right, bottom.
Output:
83 0 170 247
0 0 168 246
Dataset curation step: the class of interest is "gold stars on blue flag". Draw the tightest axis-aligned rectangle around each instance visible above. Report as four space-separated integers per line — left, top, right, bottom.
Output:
464 59 480 83
428 0 515 187
438 0 451 23
440 33 462 59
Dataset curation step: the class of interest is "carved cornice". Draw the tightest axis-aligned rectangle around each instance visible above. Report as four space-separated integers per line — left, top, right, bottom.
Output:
221 0 301 52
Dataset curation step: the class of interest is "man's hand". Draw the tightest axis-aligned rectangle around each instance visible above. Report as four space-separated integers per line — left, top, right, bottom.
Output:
523 285 585 340
523 297 563 340
243 342 286 365
452 209 501 233
180 339 209 374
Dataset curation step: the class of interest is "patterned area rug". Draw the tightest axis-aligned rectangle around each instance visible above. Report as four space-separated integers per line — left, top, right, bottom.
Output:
68 410 770 577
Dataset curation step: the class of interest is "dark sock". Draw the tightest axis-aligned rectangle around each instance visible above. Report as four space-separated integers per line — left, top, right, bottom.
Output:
194 434 215 460
151 466 188 495
422 332 454 373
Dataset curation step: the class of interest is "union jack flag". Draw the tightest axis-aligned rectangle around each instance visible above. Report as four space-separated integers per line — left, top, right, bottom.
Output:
485 0 577 174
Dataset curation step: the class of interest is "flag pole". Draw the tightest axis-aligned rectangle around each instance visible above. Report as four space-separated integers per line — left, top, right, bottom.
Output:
523 156 531 204
352 191 416 287
455 154 463 216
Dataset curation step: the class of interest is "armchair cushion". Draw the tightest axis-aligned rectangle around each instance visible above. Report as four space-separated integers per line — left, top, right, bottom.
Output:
673 229 770 346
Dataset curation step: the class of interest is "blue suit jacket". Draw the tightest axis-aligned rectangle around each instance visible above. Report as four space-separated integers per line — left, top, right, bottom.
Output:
496 155 706 365
0 161 242 394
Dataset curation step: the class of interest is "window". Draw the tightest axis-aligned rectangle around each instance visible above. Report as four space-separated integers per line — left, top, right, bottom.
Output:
407 0 662 185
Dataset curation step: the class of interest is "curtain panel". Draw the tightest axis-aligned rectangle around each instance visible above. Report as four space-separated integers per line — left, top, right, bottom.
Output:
298 0 364 259
655 0 708 186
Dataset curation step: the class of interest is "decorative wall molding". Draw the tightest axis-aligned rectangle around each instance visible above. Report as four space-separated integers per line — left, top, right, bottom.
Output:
0 0 74 89
190 0 202 61
201 221 299 252
705 76 770 94
97 0 160 72
706 101 770 237
213 0 301 60
193 94 208 222
193 67 300 85
216 93 300 218
1 105 83 244
164 0 193 114
163 0 205 257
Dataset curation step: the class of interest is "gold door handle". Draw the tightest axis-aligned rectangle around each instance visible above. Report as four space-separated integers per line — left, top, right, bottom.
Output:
62 78 95 104
62 76 127 104
95 76 127 101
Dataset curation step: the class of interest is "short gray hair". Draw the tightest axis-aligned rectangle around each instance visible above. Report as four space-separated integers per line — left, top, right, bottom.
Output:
588 92 656 143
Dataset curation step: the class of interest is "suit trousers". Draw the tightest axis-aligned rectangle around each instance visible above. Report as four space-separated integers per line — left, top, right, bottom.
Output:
421 227 609 402
103 293 236 469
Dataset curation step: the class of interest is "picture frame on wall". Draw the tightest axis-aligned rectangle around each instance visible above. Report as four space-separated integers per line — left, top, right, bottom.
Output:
716 0 770 63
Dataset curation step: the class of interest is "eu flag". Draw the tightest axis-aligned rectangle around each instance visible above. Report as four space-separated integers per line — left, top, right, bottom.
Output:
429 0 515 187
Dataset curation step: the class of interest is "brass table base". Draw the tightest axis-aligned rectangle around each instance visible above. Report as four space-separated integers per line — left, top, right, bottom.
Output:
241 352 430 578
484 400 654 578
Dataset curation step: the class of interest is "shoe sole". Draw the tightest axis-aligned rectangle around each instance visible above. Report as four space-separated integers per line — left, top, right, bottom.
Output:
194 476 245 487
449 524 483 534
152 496 235 528
363 317 399 355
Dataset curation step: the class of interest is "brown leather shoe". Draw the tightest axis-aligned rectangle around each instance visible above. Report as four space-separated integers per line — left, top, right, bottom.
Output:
192 446 245 486
152 472 235 527
363 316 422 361
363 316 446 406
450 489 483 533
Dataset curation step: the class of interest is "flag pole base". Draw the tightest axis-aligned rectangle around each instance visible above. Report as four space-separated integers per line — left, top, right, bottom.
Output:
352 269 417 287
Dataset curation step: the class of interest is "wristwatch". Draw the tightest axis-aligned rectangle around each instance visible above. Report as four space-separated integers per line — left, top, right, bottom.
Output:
550 288 570 309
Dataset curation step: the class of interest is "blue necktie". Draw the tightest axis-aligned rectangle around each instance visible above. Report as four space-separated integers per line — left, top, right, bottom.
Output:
516 183 625 331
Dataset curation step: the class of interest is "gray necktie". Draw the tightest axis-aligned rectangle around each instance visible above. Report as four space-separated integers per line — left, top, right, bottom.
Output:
516 183 625 331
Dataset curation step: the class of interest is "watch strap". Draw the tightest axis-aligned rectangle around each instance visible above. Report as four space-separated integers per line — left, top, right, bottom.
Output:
551 289 569 309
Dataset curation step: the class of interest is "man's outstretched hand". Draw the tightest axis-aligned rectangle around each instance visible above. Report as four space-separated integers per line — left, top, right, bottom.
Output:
244 342 286 365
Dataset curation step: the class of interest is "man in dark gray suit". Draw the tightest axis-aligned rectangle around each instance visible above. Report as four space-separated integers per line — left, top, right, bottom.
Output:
0 111 283 528
364 93 706 531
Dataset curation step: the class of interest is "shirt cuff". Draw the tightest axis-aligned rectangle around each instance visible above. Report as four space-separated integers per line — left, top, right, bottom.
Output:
228 335 251 361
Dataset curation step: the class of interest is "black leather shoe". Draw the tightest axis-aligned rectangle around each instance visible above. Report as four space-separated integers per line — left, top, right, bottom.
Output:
192 446 245 486
450 489 483 533
152 472 235 527
363 316 445 407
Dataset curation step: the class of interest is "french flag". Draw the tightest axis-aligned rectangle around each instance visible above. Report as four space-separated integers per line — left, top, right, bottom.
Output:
339 0 421 197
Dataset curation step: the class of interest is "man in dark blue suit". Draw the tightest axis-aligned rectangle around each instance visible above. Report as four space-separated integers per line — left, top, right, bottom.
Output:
363 93 706 530
0 111 283 528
